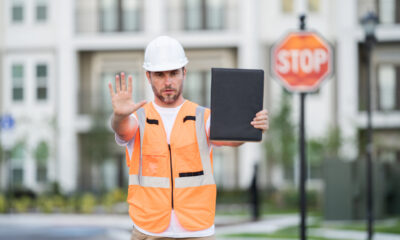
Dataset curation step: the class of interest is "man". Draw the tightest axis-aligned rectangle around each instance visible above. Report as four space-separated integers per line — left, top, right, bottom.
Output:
108 36 268 240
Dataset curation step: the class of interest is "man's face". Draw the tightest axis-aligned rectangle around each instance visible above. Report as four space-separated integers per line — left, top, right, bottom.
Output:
146 68 186 106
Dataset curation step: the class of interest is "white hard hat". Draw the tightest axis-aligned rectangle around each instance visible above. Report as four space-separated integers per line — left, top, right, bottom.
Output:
143 36 188 72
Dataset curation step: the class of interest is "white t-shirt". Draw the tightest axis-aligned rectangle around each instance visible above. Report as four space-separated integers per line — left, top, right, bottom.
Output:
115 101 214 238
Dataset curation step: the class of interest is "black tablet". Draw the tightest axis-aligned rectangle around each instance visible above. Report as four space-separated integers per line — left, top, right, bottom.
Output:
210 68 264 142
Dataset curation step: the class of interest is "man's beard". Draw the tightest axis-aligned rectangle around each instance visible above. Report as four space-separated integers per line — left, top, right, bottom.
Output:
153 84 183 105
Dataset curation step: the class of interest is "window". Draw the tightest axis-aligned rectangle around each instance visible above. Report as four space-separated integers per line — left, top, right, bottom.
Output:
11 143 25 186
122 0 141 31
35 141 49 182
378 0 399 24
184 71 211 107
100 0 142 32
184 0 224 31
36 0 47 22
282 0 294 13
12 64 24 101
11 0 24 23
377 64 400 111
36 64 48 100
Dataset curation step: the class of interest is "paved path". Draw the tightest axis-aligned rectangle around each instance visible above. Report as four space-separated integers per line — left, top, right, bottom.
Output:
0 214 400 240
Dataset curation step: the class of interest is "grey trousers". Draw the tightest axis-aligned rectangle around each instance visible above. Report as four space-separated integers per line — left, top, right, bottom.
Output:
130 228 216 240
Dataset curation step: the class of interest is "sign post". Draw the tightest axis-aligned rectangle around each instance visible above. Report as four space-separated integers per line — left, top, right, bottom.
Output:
270 15 333 240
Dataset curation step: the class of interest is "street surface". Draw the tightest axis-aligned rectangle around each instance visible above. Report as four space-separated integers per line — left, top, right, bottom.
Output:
1 214 400 240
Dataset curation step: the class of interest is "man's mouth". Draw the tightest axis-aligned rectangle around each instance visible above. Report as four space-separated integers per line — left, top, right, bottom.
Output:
163 89 175 94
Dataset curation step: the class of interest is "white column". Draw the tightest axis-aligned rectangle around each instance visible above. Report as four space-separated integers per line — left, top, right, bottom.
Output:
237 0 263 189
56 0 78 192
336 0 358 159
296 0 307 15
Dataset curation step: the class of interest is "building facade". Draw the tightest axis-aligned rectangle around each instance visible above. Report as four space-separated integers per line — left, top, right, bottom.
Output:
1 0 399 193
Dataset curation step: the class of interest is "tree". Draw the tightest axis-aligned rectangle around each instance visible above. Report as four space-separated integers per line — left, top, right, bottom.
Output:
264 90 297 188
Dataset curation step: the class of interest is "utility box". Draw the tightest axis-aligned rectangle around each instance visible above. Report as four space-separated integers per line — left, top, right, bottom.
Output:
323 159 395 220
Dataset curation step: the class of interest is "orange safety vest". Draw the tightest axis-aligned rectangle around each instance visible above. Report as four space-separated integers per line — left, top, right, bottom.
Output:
125 101 216 233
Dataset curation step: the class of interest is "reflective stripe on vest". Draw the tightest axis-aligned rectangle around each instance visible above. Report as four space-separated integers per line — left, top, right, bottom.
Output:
129 105 215 188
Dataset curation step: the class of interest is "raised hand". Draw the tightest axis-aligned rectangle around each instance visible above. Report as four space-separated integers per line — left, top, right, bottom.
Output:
108 72 146 118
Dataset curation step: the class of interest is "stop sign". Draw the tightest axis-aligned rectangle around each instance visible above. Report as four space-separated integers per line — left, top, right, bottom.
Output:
271 31 333 92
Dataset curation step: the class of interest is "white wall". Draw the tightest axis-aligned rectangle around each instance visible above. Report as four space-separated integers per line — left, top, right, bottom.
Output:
4 0 57 50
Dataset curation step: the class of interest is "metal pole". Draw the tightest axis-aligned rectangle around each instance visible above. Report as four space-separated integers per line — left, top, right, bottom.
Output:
300 92 307 240
299 14 307 240
365 36 374 240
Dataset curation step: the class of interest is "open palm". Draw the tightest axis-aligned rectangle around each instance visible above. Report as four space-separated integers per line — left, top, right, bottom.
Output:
108 72 146 118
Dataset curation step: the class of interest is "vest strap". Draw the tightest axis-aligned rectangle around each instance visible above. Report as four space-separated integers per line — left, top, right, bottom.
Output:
129 174 170 188
136 108 146 185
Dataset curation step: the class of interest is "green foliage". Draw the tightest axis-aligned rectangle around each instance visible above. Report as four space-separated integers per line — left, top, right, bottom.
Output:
307 125 342 166
102 188 126 213
85 112 114 164
307 138 325 166
269 188 321 210
265 91 297 167
11 140 26 160
79 193 97 213
13 197 32 213
34 141 49 165
0 194 6 213
0 145 3 163
64 195 79 213
37 196 55 213
36 195 65 213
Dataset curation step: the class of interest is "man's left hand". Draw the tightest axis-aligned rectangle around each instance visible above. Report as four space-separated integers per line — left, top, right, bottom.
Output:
251 109 269 133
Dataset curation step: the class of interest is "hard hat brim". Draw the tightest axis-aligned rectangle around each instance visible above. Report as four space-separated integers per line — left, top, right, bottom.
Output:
143 59 188 72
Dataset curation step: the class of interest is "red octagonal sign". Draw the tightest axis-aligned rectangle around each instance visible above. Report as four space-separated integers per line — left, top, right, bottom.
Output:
271 31 333 92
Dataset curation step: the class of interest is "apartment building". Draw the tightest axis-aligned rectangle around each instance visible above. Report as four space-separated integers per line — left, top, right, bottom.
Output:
0 0 399 193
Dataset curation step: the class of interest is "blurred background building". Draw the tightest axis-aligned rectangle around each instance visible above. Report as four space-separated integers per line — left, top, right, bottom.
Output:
0 0 399 201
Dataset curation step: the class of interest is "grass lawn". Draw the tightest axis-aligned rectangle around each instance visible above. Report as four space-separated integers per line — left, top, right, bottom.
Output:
319 218 400 234
223 226 352 240
222 218 400 239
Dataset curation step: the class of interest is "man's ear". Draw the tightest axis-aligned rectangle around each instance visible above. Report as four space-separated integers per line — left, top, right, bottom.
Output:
183 67 186 77
146 71 151 83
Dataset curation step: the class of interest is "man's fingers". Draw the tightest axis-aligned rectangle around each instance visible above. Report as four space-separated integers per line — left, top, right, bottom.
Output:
128 75 133 94
254 115 268 121
256 109 268 117
108 82 115 97
115 74 121 93
121 72 126 91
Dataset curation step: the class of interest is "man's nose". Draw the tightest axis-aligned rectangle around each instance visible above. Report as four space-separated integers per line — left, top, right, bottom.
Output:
164 75 173 84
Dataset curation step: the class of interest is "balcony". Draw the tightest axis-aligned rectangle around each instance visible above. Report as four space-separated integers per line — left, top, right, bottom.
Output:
75 0 143 34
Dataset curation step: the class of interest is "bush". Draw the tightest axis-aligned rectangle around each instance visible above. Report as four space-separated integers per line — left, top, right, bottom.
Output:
79 193 97 214
64 195 79 213
13 197 32 213
280 188 321 210
37 196 55 213
0 194 6 213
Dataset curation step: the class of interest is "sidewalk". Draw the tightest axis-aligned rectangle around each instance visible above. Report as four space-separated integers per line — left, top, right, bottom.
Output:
0 213 400 240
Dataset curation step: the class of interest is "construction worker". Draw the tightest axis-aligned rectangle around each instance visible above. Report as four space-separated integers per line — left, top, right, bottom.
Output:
108 36 269 240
